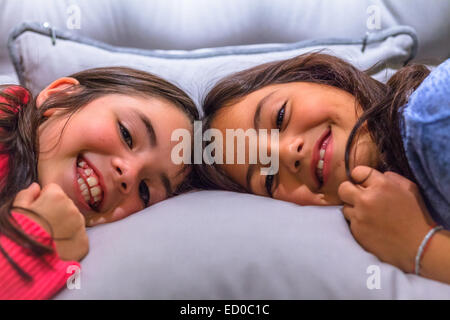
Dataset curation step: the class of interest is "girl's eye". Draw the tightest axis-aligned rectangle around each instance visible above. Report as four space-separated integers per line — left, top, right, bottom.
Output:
266 101 286 196
265 174 275 198
139 181 150 207
119 122 133 148
276 101 287 129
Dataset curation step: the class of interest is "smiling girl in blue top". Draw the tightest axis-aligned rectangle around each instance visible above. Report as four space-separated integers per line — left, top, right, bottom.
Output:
196 53 450 284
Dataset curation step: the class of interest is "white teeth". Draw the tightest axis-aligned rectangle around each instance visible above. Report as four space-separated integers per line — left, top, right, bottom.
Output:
320 149 325 159
90 186 102 197
77 178 88 191
317 160 324 169
81 189 90 203
76 157 104 206
78 178 103 204
86 176 98 187
78 179 88 191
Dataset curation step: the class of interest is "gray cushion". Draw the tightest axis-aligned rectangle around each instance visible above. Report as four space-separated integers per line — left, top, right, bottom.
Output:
8 22 418 110
1 0 449 76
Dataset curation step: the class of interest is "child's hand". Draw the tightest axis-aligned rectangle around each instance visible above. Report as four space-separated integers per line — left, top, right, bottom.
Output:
12 182 89 262
337 166 435 273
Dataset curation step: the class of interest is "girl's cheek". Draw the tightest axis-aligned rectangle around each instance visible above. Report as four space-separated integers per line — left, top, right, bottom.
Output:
110 202 142 222
79 121 119 150
85 201 141 226
38 119 68 151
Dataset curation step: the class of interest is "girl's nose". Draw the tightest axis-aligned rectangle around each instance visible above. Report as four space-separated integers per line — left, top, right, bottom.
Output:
112 158 138 194
279 136 303 174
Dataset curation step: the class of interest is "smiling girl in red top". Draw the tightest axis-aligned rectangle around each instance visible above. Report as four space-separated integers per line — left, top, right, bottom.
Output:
0 67 198 299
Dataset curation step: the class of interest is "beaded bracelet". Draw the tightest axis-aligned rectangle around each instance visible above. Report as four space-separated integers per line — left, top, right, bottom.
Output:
414 225 444 275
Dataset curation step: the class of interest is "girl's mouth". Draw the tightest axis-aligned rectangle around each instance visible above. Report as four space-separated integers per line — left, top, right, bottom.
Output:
316 132 331 185
312 127 333 190
76 155 104 211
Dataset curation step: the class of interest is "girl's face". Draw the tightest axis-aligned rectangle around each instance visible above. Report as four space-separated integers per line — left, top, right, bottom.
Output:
37 81 192 226
211 82 380 206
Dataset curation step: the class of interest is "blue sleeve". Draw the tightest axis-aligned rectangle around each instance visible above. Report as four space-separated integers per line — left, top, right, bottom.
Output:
400 59 450 228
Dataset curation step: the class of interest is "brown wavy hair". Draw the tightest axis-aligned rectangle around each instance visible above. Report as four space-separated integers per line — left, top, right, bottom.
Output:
0 67 199 280
194 52 430 192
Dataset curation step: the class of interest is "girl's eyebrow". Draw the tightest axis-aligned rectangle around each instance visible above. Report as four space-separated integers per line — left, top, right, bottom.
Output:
133 109 157 147
253 90 277 130
246 90 278 193
131 110 174 198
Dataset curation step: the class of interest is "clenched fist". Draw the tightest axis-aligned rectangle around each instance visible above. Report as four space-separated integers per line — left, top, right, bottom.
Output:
12 182 89 261
338 166 435 273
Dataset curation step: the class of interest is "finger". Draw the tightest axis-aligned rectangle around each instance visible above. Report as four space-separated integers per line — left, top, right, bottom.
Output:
350 165 383 188
340 203 355 222
337 180 362 205
13 182 41 207
41 182 64 194
383 171 416 190
55 228 89 261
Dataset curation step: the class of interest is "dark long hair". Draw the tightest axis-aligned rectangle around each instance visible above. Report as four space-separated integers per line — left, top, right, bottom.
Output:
0 67 199 280
194 52 430 192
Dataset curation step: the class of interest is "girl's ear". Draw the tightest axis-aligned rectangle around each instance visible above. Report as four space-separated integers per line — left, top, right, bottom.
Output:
36 77 80 117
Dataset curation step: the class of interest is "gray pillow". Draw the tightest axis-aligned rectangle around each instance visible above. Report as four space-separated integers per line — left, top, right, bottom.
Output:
55 191 450 299
8 22 418 111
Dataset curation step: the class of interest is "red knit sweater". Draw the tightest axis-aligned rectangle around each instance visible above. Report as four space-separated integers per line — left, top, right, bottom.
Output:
0 86 80 299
